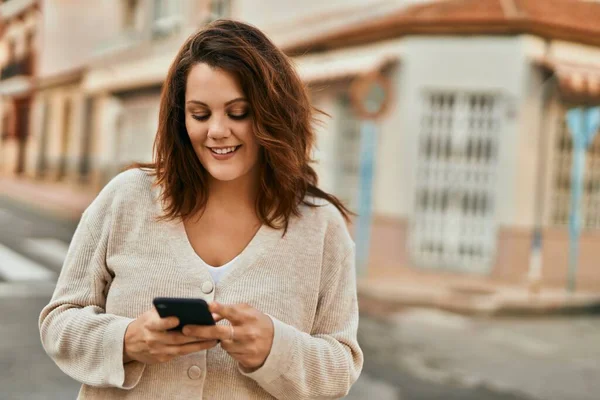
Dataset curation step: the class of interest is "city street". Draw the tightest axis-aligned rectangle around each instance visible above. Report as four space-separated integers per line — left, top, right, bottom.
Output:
2 0 600 399
1 197 590 400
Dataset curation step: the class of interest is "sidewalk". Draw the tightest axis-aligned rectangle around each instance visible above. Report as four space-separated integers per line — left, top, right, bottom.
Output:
358 269 600 317
0 174 96 221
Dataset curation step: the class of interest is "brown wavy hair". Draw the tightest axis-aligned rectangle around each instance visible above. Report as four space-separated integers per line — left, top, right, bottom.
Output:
133 19 352 230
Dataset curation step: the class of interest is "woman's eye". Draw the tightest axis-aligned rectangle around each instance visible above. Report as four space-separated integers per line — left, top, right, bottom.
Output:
228 112 249 120
192 115 209 121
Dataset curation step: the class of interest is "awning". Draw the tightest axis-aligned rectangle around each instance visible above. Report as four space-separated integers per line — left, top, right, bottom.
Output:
537 59 600 104
293 42 401 84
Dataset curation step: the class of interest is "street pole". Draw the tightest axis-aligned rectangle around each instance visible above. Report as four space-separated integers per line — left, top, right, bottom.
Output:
355 120 377 276
565 106 600 292
349 71 392 276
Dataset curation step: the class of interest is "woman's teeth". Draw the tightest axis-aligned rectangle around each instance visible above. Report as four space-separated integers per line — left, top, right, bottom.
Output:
211 146 237 154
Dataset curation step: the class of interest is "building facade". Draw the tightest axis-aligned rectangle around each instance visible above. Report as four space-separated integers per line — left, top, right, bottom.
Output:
80 0 232 189
0 0 39 176
6 0 600 291
287 0 600 291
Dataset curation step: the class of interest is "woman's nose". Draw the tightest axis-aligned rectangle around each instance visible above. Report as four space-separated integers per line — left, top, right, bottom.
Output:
207 118 230 140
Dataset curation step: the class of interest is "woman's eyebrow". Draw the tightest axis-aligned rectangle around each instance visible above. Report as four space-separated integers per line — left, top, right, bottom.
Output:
224 97 248 106
186 97 248 107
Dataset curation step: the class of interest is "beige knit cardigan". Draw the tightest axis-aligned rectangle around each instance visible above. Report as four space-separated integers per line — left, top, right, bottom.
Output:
39 169 363 399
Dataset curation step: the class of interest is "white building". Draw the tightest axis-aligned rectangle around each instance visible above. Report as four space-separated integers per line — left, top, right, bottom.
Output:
287 0 600 290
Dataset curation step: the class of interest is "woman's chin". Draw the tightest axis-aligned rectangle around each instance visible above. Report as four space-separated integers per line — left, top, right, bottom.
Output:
206 168 243 182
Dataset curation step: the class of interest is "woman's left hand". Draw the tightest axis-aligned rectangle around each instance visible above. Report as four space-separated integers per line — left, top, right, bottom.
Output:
182 302 274 372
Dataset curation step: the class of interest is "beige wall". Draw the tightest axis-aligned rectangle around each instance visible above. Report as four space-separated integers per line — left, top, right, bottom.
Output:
39 0 122 78
372 62 403 219
366 216 600 291
513 63 545 228
549 40 600 66
310 82 346 195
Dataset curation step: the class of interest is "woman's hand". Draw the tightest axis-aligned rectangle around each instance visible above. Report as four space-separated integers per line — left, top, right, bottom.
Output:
123 308 219 365
182 302 274 371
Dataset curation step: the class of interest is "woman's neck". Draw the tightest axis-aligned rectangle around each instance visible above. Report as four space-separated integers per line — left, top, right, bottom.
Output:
206 172 258 215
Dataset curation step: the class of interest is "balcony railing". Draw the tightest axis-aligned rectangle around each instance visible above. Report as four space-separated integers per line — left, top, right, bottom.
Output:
1 55 33 80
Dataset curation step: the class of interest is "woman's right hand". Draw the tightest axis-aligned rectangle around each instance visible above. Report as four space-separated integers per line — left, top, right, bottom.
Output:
123 308 218 365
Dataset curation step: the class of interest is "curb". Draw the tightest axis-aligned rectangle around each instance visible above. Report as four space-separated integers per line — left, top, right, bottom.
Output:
358 283 600 317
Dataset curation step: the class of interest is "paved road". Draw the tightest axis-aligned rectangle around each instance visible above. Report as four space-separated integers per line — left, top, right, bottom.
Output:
0 196 537 400
361 308 600 400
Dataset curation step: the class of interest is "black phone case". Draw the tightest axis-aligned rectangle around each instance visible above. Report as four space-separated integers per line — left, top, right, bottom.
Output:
153 297 216 331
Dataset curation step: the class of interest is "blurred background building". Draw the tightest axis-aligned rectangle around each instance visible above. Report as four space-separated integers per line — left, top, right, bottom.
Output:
3 0 600 291
2 1 600 399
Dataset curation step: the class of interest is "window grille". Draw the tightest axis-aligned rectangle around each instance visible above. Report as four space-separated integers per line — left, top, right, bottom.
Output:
409 92 502 272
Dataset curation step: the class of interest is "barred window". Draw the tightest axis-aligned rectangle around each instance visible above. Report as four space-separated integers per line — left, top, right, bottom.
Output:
409 92 502 272
551 111 600 228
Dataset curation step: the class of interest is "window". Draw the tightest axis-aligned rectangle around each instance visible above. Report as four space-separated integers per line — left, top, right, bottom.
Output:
409 92 502 272
334 94 361 211
152 0 183 37
210 0 231 20
123 0 139 30
551 109 600 228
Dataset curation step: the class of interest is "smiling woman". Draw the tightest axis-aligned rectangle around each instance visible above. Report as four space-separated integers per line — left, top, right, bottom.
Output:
39 19 363 400
184 64 260 183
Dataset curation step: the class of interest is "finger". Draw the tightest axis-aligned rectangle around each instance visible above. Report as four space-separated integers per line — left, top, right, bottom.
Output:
182 324 231 341
152 331 209 346
219 338 247 354
168 340 219 357
212 313 224 323
146 313 179 332
211 302 247 324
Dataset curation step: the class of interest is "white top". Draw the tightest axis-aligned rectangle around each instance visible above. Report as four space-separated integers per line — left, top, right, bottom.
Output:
201 255 239 284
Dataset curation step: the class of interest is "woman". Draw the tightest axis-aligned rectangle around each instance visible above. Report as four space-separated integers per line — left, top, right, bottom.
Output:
39 19 363 399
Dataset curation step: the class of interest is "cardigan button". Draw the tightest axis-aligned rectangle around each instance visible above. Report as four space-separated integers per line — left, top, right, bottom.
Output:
201 281 214 294
188 365 202 380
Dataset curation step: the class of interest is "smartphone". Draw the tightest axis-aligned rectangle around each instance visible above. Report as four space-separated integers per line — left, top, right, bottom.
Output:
153 297 216 331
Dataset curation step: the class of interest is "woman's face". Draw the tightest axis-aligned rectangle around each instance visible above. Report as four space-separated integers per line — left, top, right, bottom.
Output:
184 63 260 183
